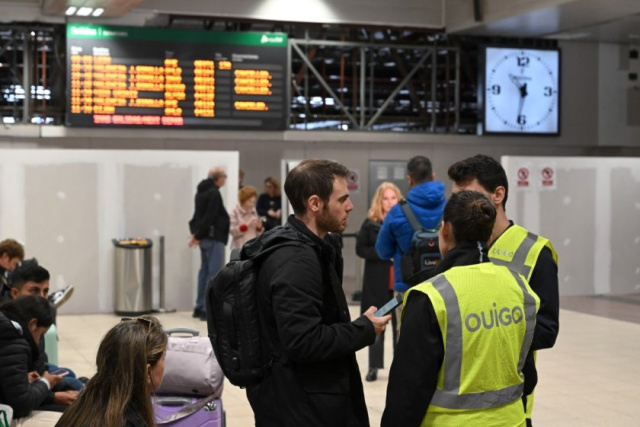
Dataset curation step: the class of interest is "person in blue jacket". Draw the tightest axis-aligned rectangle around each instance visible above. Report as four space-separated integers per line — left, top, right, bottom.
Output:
375 156 446 293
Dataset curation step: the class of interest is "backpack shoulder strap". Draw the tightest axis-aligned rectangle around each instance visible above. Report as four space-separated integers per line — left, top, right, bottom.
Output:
399 200 424 232
250 241 300 262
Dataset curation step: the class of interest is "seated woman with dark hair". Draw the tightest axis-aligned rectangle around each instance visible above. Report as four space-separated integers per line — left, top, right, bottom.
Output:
55 316 167 427
382 191 540 427
0 295 68 425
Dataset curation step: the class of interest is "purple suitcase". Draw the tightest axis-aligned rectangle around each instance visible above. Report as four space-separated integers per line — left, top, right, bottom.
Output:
153 395 224 427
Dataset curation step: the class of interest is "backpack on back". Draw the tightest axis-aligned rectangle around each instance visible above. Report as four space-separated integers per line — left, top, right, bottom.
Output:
398 200 442 287
206 242 294 388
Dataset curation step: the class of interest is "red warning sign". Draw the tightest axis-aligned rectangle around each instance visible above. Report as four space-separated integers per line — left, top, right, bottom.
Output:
541 166 555 188
517 167 530 188
347 169 360 193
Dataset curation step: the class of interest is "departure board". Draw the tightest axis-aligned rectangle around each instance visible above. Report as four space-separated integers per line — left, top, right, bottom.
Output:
66 24 288 130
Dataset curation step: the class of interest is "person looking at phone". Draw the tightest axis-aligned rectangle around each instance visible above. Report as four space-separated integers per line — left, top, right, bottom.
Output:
382 191 539 427
10 260 84 396
0 295 67 424
243 159 391 426
356 181 403 382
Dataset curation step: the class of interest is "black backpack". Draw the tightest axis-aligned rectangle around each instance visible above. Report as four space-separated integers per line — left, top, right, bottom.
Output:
205 242 294 388
398 200 442 286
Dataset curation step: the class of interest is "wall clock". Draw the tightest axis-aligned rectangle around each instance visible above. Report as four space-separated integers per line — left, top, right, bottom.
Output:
482 47 560 135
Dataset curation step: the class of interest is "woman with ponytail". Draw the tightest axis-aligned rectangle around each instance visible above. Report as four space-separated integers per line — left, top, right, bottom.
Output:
382 191 540 427
55 316 167 427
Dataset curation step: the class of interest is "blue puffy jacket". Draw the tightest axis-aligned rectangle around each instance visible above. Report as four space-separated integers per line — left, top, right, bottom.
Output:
375 181 446 292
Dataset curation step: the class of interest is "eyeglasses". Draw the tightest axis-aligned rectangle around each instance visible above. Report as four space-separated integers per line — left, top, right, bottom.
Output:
120 316 157 329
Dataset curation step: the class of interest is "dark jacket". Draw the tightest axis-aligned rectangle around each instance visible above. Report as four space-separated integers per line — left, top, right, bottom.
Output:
382 241 493 427
376 181 446 292
356 218 392 313
189 179 230 244
0 267 11 304
0 311 51 418
256 193 282 231
244 215 376 427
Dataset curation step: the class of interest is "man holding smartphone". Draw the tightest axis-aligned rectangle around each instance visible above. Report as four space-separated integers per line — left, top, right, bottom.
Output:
243 159 391 427
9 260 81 406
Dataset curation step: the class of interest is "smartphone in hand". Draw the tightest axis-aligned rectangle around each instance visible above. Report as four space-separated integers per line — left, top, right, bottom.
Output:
374 294 403 317
51 369 69 377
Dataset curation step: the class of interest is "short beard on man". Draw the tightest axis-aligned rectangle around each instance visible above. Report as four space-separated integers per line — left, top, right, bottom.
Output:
316 204 346 234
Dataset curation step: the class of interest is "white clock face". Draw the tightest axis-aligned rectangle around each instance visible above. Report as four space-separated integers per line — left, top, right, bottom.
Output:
483 47 560 134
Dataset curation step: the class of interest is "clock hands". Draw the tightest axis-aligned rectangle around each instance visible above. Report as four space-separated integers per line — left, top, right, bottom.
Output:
509 74 529 123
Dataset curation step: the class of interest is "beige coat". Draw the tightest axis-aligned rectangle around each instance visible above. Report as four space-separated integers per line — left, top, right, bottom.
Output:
229 204 263 250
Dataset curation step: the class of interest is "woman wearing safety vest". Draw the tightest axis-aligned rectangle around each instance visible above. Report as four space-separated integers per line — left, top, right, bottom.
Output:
381 190 539 427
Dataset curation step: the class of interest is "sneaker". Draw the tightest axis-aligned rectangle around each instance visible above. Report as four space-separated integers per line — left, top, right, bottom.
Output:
48 285 74 308
192 308 203 318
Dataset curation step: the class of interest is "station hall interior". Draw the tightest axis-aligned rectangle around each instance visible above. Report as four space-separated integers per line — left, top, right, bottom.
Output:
1 0 640 426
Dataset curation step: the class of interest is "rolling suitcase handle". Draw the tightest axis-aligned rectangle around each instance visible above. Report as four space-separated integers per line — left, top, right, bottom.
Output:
164 328 200 337
154 393 219 424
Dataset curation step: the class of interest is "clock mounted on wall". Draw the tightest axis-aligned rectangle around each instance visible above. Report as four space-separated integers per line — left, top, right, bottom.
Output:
481 46 560 135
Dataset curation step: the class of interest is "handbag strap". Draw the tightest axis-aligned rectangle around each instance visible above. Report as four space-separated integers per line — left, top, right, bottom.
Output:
155 393 219 424
0 405 12 427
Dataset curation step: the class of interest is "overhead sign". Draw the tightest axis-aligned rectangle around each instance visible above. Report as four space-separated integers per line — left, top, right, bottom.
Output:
66 24 288 130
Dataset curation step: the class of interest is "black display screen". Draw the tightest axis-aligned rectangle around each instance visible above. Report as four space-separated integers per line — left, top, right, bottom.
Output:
66 24 288 130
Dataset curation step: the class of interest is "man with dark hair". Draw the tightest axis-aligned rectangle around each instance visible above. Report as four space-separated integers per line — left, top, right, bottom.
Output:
9 260 50 300
243 159 391 426
10 260 84 399
0 295 66 422
447 154 559 427
188 166 230 321
0 238 25 303
376 155 447 293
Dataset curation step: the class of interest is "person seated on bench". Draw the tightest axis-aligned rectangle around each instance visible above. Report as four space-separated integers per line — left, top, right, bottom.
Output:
9 260 84 394
0 296 67 422
55 316 167 427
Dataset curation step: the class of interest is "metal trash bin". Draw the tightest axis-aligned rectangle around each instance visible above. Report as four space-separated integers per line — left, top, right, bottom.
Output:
113 238 153 316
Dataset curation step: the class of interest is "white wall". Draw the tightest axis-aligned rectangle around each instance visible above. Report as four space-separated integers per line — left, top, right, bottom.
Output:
503 156 640 296
0 149 239 314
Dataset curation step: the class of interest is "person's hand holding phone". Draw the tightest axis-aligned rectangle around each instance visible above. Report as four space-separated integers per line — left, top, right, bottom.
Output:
363 306 391 336
43 370 69 388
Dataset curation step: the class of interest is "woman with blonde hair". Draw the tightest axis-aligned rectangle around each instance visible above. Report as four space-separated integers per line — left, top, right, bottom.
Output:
230 185 264 250
356 181 403 382
55 316 167 427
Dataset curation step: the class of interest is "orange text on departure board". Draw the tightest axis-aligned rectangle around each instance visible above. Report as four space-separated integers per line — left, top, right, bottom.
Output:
234 69 273 96
193 59 216 117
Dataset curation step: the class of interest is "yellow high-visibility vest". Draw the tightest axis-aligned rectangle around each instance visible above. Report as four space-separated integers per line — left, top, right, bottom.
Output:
406 263 540 427
489 224 558 282
489 223 558 419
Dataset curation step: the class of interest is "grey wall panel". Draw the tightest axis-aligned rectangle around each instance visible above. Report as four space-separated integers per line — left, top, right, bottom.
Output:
540 168 596 296
609 168 640 295
122 164 195 310
24 164 100 313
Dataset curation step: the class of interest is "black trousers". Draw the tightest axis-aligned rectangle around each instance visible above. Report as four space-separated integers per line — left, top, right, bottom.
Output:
368 305 398 370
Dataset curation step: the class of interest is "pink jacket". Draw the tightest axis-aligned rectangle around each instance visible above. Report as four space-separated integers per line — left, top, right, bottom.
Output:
229 204 263 249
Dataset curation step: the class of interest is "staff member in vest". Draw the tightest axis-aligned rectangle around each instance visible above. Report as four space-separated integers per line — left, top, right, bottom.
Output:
448 154 558 426
382 190 539 427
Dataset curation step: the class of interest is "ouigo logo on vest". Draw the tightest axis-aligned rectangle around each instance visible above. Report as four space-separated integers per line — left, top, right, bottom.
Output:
464 303 524 332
